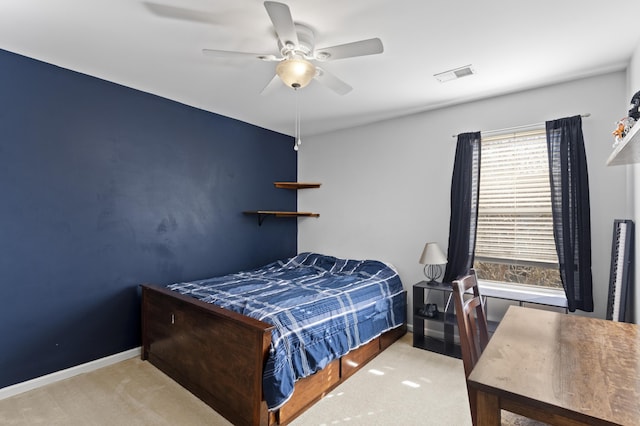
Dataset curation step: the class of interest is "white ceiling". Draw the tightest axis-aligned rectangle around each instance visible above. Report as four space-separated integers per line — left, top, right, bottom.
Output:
2 0 640 137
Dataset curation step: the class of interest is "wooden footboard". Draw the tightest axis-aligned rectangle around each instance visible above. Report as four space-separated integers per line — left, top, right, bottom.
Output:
141 284 273 425
141 284 407 426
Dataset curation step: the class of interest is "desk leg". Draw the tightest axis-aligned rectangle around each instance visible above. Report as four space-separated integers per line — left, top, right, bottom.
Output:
476 390 500 426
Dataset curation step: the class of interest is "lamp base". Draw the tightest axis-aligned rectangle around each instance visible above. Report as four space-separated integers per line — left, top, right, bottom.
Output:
423 264 444 282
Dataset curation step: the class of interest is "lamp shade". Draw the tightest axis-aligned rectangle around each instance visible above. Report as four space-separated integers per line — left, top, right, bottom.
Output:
276 57 316 89
419 242 447 265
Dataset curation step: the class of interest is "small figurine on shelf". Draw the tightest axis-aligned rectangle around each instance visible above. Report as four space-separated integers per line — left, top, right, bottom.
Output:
628 90 640 121
613 90 640 148
612 116 636 148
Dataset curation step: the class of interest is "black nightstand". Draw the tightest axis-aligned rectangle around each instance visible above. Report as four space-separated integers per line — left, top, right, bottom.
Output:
412 281 461 358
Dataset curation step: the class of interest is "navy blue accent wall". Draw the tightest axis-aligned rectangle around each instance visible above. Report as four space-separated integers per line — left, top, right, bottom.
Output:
0 49 297 388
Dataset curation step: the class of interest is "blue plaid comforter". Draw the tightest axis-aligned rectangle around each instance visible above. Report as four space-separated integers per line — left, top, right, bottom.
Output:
167 252 406 410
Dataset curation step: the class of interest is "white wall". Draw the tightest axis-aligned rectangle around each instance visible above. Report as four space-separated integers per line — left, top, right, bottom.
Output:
628 41 640 324
298 71 630 323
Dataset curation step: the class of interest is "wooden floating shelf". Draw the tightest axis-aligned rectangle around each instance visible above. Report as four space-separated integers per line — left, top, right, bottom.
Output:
246 182 321 225
243 210 320 218
243 210 320 226
273 182 322 189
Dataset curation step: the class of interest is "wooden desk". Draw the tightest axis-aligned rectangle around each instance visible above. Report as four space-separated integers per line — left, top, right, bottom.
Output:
467 306 640 425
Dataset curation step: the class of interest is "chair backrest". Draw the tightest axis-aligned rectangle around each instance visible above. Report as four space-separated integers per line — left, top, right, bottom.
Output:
452 269 490 426
451 269 490 379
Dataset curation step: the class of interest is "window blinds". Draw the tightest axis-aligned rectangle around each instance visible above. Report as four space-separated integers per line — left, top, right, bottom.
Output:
475 129 558 266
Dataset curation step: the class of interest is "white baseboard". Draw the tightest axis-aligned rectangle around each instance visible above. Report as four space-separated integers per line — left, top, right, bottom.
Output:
0 347 141 401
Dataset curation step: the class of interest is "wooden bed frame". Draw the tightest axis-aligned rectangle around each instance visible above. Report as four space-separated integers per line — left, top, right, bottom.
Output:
141 283 407 426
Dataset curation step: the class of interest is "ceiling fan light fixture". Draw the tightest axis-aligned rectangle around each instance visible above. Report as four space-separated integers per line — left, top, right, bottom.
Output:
276 57 316 89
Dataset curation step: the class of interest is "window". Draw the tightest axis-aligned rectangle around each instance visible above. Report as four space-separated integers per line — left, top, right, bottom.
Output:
473 129 562 289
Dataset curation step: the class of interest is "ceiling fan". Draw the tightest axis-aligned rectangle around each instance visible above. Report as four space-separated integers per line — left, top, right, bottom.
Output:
202 1 384 95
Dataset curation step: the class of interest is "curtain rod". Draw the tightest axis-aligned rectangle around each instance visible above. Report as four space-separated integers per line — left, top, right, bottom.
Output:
451 113 591 138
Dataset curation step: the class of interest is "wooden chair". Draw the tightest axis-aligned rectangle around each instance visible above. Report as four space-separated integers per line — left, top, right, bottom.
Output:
452 270 547 426
451 269 489 425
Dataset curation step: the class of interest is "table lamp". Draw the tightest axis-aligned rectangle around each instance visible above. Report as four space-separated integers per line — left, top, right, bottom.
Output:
419 242 447 282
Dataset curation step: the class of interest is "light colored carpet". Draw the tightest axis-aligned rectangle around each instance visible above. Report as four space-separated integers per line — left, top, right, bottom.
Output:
0 333 472 425
293 333 471 425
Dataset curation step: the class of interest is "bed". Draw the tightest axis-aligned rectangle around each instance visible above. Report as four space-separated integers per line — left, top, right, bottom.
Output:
141 252 407 425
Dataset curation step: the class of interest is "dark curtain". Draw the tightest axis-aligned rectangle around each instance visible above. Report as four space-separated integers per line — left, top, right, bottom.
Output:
443 132 481 283
546 115 593 312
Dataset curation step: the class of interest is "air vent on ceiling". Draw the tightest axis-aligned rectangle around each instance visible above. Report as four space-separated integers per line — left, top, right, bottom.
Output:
434 65 475 83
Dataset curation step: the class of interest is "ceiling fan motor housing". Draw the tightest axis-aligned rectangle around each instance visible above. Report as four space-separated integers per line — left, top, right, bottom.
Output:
279 23 315 59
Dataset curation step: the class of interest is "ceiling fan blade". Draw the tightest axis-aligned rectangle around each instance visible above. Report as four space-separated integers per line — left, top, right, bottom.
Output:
315 38 383 61
315 67 352 95
264 1 299 47
202 49 279 61
260 74 284 95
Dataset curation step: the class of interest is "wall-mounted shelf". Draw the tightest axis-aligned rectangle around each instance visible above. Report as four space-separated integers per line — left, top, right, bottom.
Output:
607 123 640 166
273 182 321 189
243 210 320 226
245 182 321 225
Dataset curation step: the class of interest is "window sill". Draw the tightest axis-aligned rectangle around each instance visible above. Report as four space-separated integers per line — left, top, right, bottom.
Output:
478 280 568 309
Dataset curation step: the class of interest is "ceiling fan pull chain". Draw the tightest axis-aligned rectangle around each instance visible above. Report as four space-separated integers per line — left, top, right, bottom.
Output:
294 89 302 151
